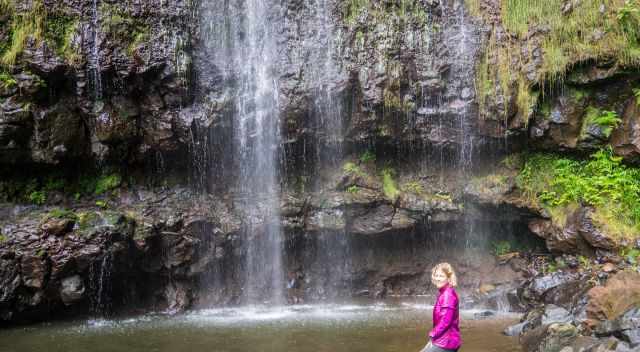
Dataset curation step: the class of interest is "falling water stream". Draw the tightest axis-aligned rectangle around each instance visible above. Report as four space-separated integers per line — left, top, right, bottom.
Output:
202 0 285 304
89 0 103 102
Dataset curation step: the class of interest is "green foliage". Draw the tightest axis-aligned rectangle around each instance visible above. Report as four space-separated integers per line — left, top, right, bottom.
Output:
343 162 364 177
345 0 369 25
1 0 45 66
584 108 622 138
100 3 149 57
501 153 524 169
518 148 640 240
401 181 424 195
381 167 400 200
44 15 80 64
346 185 359 194
0 71 16 89
501 0 640 76
620 247 640 264
0 233 7 243
94 174 121 195
28 190 45 205
46 208 77 221
95 200 108 209
44 177 65 192
492 240 512 256
476 0 640 122
578 255 592 269
359 150 376 163
633 88 640 106
546 260 558 274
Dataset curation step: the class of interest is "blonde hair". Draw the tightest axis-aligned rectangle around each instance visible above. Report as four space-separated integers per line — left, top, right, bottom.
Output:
431 262 458 287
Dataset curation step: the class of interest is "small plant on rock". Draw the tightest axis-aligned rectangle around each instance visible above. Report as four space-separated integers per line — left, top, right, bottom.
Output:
359 150 376 163
401 181 424 195
492 240 512 256
94 174 121 195
621 247 640 265
343 162 364 177
578 255 592 270
346 185 359 194
46 208 77 221
593 110 622 138
28 191 46 205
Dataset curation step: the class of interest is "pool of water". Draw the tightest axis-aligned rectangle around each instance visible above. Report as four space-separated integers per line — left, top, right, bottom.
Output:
0 299 522 352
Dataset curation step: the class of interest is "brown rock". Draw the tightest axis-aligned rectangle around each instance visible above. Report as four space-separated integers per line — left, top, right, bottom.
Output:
612 98 640 161
529 218 580 253
20 255 47 289
587 271 640 321
601 263 616 273
479 283 496 294
578 208 618 250
41 218 74 237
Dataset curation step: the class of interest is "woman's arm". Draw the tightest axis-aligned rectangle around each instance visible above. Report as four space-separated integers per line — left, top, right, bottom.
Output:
429 289 457 340
428 306 455 340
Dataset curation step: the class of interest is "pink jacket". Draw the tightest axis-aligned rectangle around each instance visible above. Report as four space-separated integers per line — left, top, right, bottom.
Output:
429 283 461 350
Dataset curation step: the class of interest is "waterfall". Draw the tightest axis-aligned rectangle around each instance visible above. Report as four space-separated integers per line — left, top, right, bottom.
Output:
89 251 113 316
89 0 103 103
203 0 285 304
309 0 352 299
453 0 475 172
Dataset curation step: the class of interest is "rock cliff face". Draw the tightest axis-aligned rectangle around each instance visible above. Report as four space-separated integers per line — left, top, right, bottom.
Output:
1 2 640 349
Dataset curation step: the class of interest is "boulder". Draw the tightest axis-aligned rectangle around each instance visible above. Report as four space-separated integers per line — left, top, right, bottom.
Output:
595 308 640 348
41 218 74 237
542 305 573 325
60 275 85 305
521 323 579 352
587 271 640 321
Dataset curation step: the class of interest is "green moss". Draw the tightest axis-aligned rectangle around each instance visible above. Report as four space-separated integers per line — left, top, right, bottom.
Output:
0 233 7 243
94 174 121 195
381 167 400 200
359 150 376 163
100 3 150 57
0 71 16 89
346 185 360 194
492 240 512 256
28 190 45 205
1 0 45 66
502 0 640 79
46 208 77 221
343 162 364 177
634 88 640 106
42 14 80 64
401 181 424 194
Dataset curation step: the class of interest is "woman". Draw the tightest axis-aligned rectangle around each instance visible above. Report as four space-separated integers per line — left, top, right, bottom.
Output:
422 263 461 352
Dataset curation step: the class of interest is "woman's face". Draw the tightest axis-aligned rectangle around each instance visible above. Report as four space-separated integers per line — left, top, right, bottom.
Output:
432 270 448 288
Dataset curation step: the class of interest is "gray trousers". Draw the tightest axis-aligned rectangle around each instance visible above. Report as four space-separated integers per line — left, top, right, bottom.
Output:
420 343 459 352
